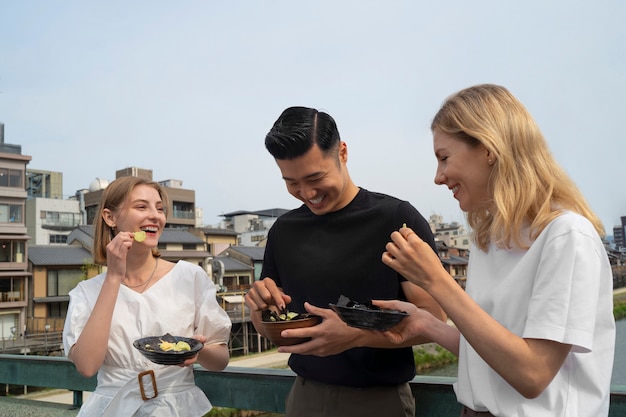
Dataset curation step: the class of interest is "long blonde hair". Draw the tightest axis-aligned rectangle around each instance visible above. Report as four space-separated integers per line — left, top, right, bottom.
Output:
431 84 604 251
93 176 168 265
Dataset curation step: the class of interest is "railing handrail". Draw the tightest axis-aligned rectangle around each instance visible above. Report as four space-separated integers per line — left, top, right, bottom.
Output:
0 354 625 416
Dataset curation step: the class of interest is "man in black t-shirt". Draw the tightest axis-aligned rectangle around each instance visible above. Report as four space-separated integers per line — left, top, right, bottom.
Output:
244 106 446 417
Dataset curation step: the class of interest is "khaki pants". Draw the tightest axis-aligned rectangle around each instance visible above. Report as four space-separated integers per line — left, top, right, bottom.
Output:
285 375 415 417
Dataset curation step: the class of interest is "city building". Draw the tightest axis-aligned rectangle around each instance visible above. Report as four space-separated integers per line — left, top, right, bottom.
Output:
191 226 238 256
27 245 96 342
0 123 32 341
25 196 82 245
429 213 471 250
436 241 469 288
613 216 626 249
218 245 265 286
26 169 63 199
219 208 289 246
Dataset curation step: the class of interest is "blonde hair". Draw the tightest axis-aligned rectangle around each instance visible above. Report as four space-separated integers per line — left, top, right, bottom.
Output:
431 84 604 251
93 176 168 265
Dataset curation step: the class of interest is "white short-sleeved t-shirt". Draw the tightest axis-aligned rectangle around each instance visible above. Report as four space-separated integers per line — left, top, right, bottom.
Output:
63 260 232 417
455 212 615 416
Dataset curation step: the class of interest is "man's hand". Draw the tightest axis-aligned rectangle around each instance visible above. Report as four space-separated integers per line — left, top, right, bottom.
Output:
244 277 291 312
276 302 362 356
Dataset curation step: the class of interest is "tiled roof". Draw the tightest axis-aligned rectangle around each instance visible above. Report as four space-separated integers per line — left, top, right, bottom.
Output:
215 256 252 272
200 227 238 236
226 246 265 261
441 256 469 266
28 246 93 266
158 229 204 244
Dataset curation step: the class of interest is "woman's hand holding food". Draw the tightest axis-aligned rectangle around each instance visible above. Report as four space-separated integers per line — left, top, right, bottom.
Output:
104 231 136 283
382 227 449 291
179 335 206 367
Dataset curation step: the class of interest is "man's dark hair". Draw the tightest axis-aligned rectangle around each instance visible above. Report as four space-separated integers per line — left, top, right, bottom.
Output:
265 106 341 160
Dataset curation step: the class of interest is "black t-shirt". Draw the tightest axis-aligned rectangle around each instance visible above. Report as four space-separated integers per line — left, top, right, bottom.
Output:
261 188 436 387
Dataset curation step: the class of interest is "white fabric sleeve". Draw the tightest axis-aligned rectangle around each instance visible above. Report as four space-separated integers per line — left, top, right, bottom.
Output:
193 268 232 346
62 287 91 356
523 226 602 352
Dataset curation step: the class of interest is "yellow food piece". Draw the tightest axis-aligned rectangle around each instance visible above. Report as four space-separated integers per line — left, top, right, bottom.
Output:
175 341 191 351
402 223 407 228
159 339 191 352
159 340 176 351
134 230 147 242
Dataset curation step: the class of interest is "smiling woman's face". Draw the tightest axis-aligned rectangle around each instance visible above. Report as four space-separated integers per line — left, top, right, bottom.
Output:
433 129 494 213
106 184 166 242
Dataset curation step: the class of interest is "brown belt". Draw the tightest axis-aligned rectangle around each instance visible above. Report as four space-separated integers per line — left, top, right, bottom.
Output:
460 405 495 417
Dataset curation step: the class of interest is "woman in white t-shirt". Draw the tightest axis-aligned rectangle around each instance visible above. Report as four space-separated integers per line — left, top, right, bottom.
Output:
377 84 615 416
63 176 232 417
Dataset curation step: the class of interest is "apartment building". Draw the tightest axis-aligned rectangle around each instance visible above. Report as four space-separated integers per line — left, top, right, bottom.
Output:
219 208 289 246
0 123 32 340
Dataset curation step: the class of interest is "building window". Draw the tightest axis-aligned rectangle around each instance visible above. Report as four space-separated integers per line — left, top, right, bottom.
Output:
0 277 24 301
238 275 251 287
182 243 198 250
48 302 69 318
172 202 194 219
49 235 68 244
41 211 81 228
0 240 25 263
47 269 83 296
0 168 24 188
0 203 23 223
85 205 98 225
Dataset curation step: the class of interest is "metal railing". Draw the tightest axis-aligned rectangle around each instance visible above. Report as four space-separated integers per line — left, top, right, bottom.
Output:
0 354 625 416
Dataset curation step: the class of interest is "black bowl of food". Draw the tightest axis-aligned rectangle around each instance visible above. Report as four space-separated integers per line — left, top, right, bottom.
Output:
329 295 409 331
133 333 203 365
259 310 321 346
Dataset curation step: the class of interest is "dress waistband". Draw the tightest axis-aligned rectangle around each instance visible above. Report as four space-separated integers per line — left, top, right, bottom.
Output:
96 364 194 396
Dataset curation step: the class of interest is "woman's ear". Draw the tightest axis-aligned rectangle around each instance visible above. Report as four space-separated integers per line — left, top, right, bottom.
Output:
486 148 495 165
102 209 115 228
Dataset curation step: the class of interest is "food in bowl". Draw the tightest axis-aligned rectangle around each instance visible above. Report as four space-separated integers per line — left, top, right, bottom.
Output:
260 309 321 346
133 333 202 365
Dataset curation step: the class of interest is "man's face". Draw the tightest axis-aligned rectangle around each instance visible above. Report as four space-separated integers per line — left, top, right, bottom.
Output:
275 142 355 215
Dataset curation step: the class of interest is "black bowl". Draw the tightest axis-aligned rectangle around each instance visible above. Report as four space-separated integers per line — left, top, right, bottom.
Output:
133 333 203 365
329 295 409 331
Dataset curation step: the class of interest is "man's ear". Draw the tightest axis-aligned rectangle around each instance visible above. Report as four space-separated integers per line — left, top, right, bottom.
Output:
338 141 348 164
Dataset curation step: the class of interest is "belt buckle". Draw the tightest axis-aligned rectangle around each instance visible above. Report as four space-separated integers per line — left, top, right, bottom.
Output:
138 370 158 401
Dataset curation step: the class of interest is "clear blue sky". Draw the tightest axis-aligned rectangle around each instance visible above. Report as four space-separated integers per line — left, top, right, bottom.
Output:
1 1 624 231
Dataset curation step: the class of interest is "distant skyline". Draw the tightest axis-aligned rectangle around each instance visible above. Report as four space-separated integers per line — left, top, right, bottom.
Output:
1 1 625 231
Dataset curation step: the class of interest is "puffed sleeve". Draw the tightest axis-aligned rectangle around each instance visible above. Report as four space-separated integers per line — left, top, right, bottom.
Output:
62 284 92 356
193 267 232 345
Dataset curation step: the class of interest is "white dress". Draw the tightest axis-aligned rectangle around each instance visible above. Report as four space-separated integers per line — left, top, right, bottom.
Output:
63 260 232 417
455 212 616 416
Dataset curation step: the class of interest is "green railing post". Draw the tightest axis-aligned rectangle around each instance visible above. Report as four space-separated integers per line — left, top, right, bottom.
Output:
71 390 83 409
